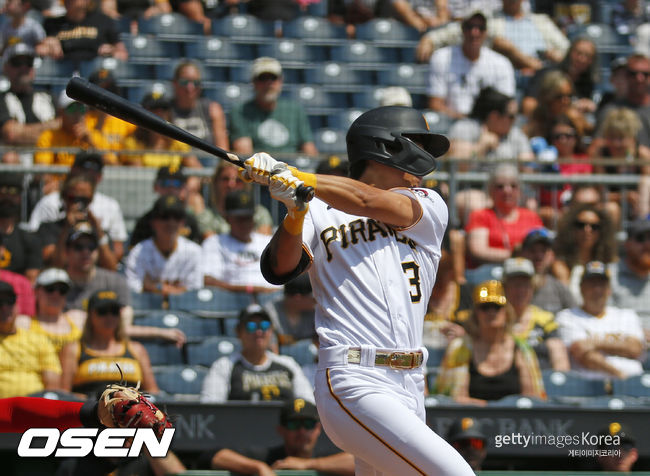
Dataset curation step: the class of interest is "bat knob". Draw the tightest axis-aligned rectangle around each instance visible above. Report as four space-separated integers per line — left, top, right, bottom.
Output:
296 185 315 203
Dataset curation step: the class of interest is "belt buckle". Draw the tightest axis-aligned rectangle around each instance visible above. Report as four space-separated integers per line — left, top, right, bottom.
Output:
388 351 414 369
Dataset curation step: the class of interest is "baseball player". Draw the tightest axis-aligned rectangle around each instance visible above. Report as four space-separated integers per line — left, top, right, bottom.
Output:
242 106 474 475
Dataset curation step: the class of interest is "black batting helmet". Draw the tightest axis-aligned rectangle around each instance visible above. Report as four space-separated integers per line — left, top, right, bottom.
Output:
346 106 449 177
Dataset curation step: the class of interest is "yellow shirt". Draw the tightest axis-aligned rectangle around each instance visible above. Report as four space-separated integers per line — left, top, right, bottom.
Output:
0 328 62 398
85 111 137 158
34 127 113 166
29 314 83 354
120 135 191 168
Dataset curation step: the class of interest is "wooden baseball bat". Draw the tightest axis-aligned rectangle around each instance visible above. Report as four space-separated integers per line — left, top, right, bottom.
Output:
65 77 315 202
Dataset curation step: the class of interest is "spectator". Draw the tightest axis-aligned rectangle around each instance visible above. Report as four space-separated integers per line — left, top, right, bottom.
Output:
229 57 318 156
595 422 639 472
557 261 645 380
445 417 488 472
125 195 203 296
170 60 228 151
519 228 576 315
315 154 349 177
27 152 128 262
502 257 570 371
427 12 515 119
552 203 617 300
99 0 171 26
0 280 61 398
522 37 598 117
34 90 113 166
434 280 545 404
37 173 120 271
60 289 159 398
596 57 629 115
0 43 58 164
200 303 314 403
129 165 202 248
15 268 83 354
39 0 128 62
120 91 201 169
0 172 41 282
465 163 543 270
611 0 650 37
328 0 392 37
392 0 449 33
1 0 46 55
0 269 35 316
188 162 273 239
448 86 532 164
610 219 650 338
201 190 281 293
201 398 355 475
267 273 316 346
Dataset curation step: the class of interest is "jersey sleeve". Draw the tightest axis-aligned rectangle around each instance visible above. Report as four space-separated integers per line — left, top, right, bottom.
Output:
392 188 448 255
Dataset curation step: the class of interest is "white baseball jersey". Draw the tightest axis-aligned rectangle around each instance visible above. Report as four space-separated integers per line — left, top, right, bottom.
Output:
201 232 281 290
125 236 203 292
557 306 645 380
302 187 447 349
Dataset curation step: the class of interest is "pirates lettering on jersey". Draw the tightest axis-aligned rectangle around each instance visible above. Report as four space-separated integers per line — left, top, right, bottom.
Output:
228 360 295 401
320 218 418 262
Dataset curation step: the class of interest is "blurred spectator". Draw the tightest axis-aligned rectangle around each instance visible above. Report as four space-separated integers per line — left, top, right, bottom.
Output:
445 417 487 472
200 304 314 403
0 279 61 398
522 37 598 117
315 155 349 176
611 0 650 37
60 289 159 398
125 195 203 295
465 163 543 269
416 0 569 70
171 0 211 34
229 57 318 156
188 162 273 239
0 172 41 282
519 228 576 315
0 43 58 164
120 91 201 169
100 0 171 24
130 165 202 248
0 269 35 315
27 152 128 262
595 422 638 472
37 173 120 271
201 398 355 475
1 0 46 55
596 57 629 115
170 60 228 151
557 261 644 380
268 273 316 346
553 203 617 299
427 12 515 119
448 86 532 163
328 0 392 37
15 268 83 354
34 90 113 166
201 190 281 293
434 280 545 404
610 219 650 338
503 257 570 371
392 0 449 33
522 71 590 140
39 0 127 62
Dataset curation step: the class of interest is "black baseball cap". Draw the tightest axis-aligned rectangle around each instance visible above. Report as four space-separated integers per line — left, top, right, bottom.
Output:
238 303 270 323
280 398 319 425
225 190 255 217
156 164 186 184
522 228 553 249
72 152 104 174
88 68 118 95
626 218 650 239
151 195 186 218
86 289 123 312
66 221 98 244
581 261 609 282
141 91 172 110
462 11 487 28
447 417 487 443
315 155 349 176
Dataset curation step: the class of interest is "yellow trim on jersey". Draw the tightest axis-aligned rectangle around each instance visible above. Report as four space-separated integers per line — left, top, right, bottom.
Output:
325 368 426 475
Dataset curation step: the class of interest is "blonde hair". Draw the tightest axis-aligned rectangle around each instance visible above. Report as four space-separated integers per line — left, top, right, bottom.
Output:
600 107 641 139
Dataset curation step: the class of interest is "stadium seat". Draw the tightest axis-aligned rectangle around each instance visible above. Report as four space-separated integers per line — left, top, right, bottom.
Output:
376 64 428 89
304 62 371 87
488 395 556 408
184 37 254 61
130 291 164 314
167 287 254 318
350 88 384 109
313 128 347 154
580 395 648 409
138 13 204 36
283 16 346 41
258 39 327 63
542 370 609 398
139 340 184 366
134 310 220 342
212 14 275 38
330 42 399 65
122 35 182 59
79 57 152 80
202 83 253 111
355 18 421 43
186 336 241 367
154 365 208 395
280 339 317 366
328 109 363 130
33 57 76 82
612 373 650 398
290 85 349 110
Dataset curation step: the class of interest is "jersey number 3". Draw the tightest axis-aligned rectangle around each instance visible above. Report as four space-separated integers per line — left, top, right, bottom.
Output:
401 261 422 303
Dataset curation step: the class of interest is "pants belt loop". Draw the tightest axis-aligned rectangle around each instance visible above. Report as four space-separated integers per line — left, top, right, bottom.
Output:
359 344 375 367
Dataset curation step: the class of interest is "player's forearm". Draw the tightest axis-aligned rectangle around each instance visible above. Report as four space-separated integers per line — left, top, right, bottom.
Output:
266 224 305 277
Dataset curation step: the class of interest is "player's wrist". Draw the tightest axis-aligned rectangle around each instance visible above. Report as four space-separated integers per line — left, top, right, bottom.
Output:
290 167 317 190
283 206 308 235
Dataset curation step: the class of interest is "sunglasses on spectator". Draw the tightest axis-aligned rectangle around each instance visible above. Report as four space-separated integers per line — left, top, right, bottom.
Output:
0 295 16 306
43 284 69 295
452 438 486 451
8 56 33 68
284 419 318 431
177 78 201 87
574 220 600 231
632 232 650 243
156 211 185 221
94 305 121 316
254 73 279 82
552 132 576 140
477 303 503 312
493 182 518 190
70 242 98 252
245 320 271 333
627 69 650 79
0 185 20 195
65 195 92 206
462 22 486 32
158 179 184 189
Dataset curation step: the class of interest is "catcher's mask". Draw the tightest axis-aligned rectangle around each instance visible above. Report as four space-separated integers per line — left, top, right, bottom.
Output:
346 106 449 177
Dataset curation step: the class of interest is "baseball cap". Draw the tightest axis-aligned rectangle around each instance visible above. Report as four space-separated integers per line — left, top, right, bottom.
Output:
86 289 122 312
611 56 628 72
251 57 282 80
472 280 506 306
141 91 172 110
503 258 535 280
88 68 118 94
66 221 98 244
280 398 320 426
156 164 186 184
238 303 270 323
315 155 349 176
522 228 553 249
378 86 413 107
36 268 72 288
73 152 104 174
0 172 24 192
447 417 487 444
224 190 255 217
626 218 650 239
581 261 609 282
0 280 16 299
462 11 487 28
597 422 636 448
151 195 186 218
3 43 35 64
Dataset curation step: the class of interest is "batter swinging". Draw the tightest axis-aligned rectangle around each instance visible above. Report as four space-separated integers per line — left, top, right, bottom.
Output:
243 106 474 475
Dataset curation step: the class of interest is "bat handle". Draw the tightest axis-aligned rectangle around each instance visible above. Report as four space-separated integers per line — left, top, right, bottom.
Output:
296 185 315 203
